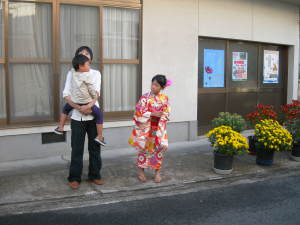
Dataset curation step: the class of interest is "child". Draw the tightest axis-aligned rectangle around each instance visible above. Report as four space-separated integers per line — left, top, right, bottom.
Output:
128 74 171 183
54 54 106 146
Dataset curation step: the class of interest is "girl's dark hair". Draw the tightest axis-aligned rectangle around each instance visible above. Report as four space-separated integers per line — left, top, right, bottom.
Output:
75 46 93 61
72 55 90 71
152 74 167 88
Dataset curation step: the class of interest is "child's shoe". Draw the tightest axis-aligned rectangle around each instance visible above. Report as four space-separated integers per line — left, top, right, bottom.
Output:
54 127 64 135
95 137 106 146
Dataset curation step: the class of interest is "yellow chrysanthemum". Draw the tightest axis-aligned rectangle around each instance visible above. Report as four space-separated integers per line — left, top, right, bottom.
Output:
254 119 293 151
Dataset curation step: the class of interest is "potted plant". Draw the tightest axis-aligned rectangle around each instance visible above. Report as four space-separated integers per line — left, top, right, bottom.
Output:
212 112 246 133
286 119 300 161
206 126 249 175
279 100 300 125
246 104 278 126
254 119 293 166
246 104 278 155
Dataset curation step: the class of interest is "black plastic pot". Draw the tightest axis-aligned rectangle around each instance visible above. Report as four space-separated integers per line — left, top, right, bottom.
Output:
213 152 233 174
256 146 274 166
248 136 257 155
292 144 300 157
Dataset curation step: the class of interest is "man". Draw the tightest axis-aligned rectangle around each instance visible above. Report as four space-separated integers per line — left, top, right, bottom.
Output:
62 46 105 189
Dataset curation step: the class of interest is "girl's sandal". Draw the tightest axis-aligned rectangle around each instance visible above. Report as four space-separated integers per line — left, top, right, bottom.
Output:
154 175 162 183
138 174 147 182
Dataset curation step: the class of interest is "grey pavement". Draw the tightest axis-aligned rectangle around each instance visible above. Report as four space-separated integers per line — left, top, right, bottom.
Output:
0 131 300 216
1 170 300 225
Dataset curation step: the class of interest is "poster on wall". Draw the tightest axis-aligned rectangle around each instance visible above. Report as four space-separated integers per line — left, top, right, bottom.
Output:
232 52 248 81
263 50 279 84
203 49 225 88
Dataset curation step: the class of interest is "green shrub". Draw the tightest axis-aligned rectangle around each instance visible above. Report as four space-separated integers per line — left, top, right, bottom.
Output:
286 119 300 144
212 112 246 133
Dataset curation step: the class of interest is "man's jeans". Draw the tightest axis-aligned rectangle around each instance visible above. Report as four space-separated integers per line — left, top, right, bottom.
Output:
68 119 102 183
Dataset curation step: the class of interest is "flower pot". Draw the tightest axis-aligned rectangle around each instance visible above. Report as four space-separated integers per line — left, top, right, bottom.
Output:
290 144 300 162
248 136 257 155
256 146 274 166
213 152 233 175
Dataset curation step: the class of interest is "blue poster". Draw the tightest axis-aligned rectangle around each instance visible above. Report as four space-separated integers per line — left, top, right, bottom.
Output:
203 49 225 88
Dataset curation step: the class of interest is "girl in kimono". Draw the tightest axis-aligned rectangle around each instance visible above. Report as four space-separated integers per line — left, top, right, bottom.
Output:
128 74 171 183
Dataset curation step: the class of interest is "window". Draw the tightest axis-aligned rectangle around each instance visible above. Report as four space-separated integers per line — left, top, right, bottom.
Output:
103 7 139 59
103 64 138 112
9 2 53 123
59 4 100 109
0 0 141 127
103 7 140 113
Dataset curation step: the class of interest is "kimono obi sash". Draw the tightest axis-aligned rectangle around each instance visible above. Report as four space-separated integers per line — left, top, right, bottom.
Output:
150 116 160 127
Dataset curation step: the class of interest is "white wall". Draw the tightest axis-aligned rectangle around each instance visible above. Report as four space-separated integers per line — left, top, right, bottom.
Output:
198 0 299 45
198 0 253 41
142 0 198 122
252 0 298 45
288 44 299 102
143 0 299 123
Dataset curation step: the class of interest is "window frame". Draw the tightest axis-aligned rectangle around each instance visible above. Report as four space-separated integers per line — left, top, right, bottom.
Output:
0 0 142 128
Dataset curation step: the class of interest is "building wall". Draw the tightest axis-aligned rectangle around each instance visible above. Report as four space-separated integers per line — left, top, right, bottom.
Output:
0 121 196 162
143 0 299 125
142 0 199 123
198 0 298 45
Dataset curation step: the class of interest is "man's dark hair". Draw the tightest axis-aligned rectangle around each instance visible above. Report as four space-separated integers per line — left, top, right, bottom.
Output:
72 55 90 71
152 74 167 88
75 46 93 61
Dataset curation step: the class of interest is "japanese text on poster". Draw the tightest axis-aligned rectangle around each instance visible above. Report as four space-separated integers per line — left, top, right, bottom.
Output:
263 50 279 84
203 49 225 88
232 52 248 81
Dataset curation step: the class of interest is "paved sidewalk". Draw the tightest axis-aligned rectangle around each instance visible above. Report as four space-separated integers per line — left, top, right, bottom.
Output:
0 133 300 216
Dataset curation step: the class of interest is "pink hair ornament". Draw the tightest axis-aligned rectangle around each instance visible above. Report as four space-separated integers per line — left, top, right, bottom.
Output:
166 79 173 87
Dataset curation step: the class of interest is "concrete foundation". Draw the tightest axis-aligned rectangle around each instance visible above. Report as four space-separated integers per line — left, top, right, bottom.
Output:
0 120 198 163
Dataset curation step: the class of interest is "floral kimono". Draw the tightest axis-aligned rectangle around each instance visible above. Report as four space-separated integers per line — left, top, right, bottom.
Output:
128 92 171 169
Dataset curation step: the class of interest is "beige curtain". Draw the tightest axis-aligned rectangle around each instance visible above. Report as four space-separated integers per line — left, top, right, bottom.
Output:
9 2 52 121
60 5 100 109
103 64 138 112
103 7 139 112
10 64 52 119
60 5 99 60
104 7 139 59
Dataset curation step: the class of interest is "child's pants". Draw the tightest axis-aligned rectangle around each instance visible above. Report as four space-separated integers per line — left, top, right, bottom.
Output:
62 103 103 124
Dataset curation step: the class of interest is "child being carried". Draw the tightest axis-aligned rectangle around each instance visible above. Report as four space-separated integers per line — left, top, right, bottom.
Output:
54 54 106 146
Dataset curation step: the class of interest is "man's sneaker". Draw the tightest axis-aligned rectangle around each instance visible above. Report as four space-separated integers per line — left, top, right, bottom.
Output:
54 127 64 135
94 137 106 146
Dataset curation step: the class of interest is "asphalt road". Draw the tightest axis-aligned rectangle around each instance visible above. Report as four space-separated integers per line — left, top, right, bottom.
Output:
1 173 300 225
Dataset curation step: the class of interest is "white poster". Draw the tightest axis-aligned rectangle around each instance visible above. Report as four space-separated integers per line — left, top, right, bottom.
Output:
232 52 248 81
263 50 279 84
